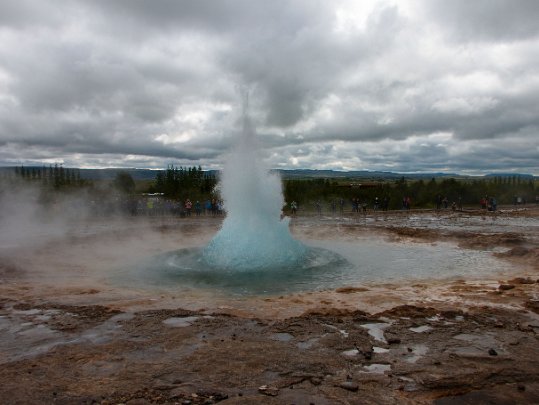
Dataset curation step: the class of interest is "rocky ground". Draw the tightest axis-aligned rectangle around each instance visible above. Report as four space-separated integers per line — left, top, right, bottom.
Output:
1 207 538 404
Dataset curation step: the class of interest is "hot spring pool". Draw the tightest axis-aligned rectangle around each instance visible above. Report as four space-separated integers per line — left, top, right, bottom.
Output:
111 238 512 296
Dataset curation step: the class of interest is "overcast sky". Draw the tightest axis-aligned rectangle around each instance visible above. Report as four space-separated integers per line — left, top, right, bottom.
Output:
0 0 538 174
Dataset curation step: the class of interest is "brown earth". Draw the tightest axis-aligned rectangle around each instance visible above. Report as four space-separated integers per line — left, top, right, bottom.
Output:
1 207 538 404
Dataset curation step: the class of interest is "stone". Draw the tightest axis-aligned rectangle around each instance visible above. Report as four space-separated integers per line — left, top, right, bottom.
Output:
338 381 359 392
488 348 498 356
258 385 279 396
498 284 515 291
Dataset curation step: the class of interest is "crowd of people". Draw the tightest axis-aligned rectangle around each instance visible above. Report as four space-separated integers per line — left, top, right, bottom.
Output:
85 192 531 218
290 195 416 217
480 196 497 211
86 196 226 217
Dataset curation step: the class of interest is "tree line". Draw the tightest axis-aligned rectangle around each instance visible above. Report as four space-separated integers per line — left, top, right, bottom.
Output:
283 176 538 209
6 164 537 210
148 165 218 200
11 164 88 189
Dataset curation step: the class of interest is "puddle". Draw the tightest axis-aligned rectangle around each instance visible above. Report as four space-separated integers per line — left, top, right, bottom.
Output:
163 316 200 327
271 332 294 342
297 337 318 349
360 363 391 374
405 344 429 363
163 316 211 328
76 312 134 344
409 325 432 333
360 323 391 343
342 349 359 357
450 333 506 357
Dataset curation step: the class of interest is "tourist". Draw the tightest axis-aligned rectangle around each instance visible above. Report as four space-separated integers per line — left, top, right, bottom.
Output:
352 198 359 213
291 201 298 215
185 199 192 216
490 197 497 212
382 196 389 211
217 200 224 215
195 200 201 216
436 194 442 210
362 201 368 214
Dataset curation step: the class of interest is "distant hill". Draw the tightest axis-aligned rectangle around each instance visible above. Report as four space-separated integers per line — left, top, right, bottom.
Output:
483 173 535 179
78 168 161 181
276 169 461 180
1 166 536 181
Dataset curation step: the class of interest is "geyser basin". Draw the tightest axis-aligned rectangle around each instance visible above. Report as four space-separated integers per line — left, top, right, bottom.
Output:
113 238 512 296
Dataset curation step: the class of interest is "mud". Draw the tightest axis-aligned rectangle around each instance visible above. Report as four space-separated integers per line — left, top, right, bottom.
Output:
1 207 539 404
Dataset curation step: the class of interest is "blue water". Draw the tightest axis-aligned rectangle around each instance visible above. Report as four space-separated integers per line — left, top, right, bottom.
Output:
122 244 348 295
202 216 307 270
112 238 511 296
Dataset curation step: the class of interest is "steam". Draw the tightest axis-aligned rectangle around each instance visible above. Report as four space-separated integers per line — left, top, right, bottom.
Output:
0 177 136 252
0 180 71 250
202 97 306 270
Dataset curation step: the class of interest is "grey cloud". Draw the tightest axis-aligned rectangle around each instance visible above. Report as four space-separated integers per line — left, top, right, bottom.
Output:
425 0 539 42
0 1 71 29
0 1 538 174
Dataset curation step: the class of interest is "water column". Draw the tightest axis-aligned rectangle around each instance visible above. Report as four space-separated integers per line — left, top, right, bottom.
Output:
202 99 306 270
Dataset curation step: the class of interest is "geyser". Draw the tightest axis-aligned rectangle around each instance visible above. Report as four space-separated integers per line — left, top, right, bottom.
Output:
202 98 307 270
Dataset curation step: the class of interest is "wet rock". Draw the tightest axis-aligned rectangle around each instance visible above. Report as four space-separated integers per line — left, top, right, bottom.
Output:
258 385 279 396
376 304 437 318
403 382 419 392
310 377 322 386
338 381 359 392
498 284 515 291
508 277 535 284
525 300 539 314
501 247 530 257
488 348 498 356
335 286 369 294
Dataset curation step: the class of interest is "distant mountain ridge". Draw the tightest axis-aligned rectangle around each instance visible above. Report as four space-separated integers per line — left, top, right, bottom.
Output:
0 166 536 181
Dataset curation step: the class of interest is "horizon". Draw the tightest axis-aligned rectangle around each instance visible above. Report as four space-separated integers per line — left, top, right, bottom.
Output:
1 165 537 179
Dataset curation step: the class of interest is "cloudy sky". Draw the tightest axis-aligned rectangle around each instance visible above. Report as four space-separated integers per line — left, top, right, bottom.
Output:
0 0 538 174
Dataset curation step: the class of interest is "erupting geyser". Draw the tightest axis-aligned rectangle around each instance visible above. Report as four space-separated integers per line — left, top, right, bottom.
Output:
202 98 307 270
